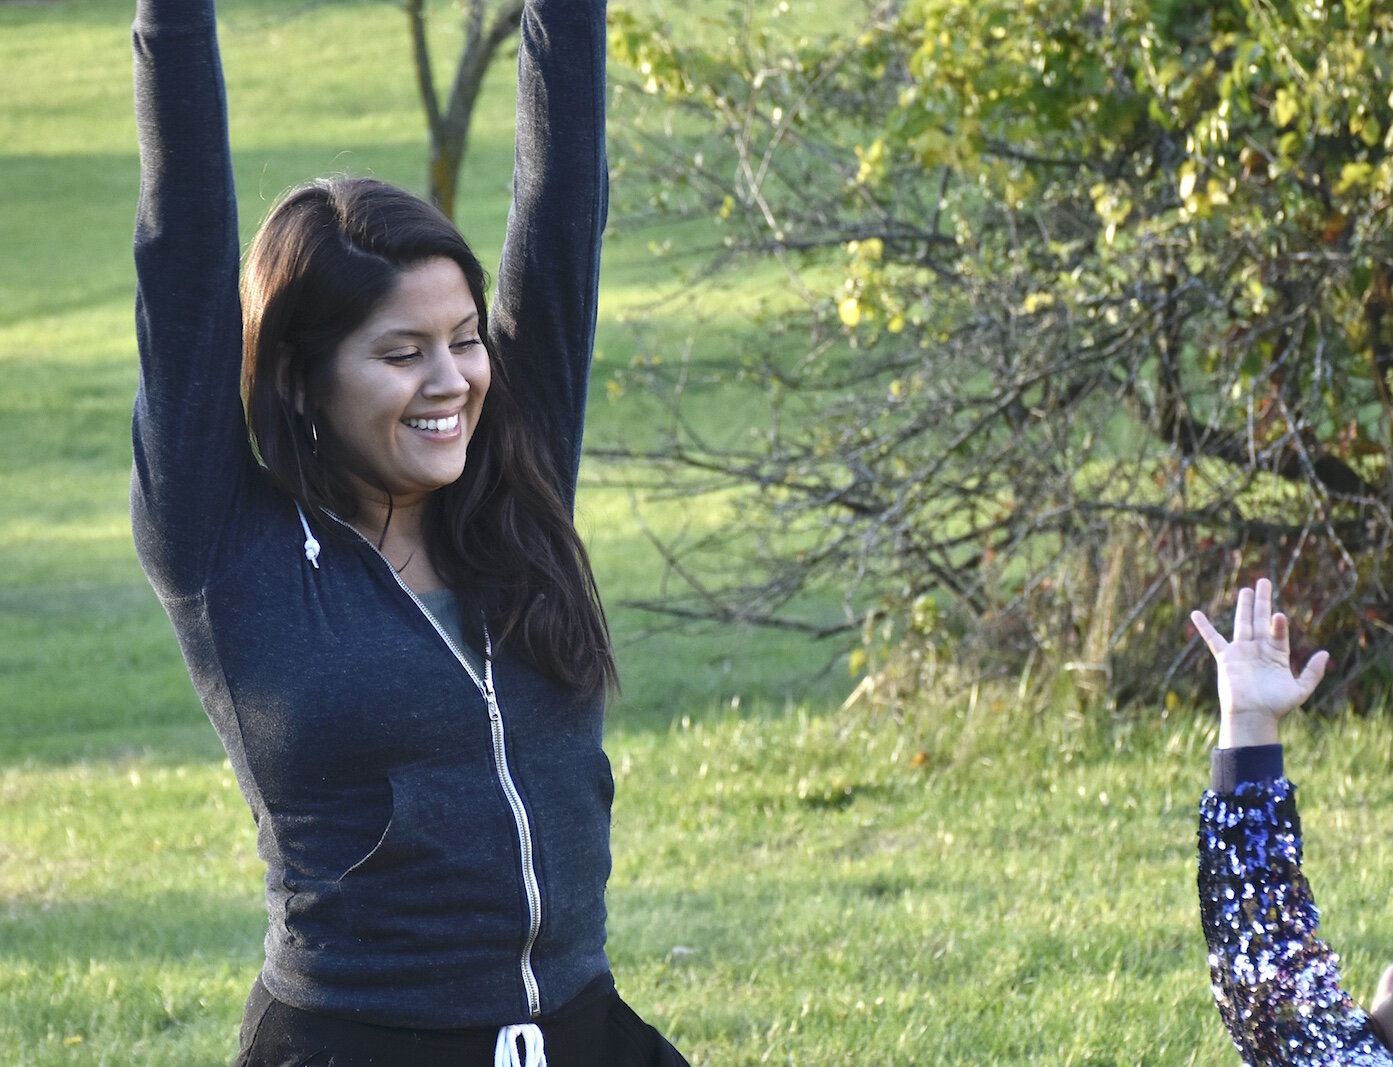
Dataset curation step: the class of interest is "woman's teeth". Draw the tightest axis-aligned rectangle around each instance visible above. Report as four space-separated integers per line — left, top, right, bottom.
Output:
405 415 460 432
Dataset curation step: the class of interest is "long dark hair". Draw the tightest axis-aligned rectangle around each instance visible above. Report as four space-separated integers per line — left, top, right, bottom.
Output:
241 177 617 697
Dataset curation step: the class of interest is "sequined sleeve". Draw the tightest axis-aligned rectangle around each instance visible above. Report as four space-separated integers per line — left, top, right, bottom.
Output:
1198 778 1393 1065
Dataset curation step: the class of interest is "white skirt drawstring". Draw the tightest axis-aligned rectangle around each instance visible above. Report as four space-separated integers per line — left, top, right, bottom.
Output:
494 1022 547 1067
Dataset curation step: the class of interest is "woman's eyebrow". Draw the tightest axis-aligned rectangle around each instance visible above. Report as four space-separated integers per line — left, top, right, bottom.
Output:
373 312 480 343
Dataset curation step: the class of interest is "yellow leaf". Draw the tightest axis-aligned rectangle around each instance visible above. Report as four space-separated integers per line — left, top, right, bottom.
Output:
1156 58 1184 92
855 139 886 185
1005 171 1036 208
848 648 868 676
838 297 862 327
1177 162 1198 201
1273 87 1299 128
1354 113 1382 148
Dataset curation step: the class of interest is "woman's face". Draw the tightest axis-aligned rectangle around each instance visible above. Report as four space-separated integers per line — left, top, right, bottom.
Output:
319 256 490 509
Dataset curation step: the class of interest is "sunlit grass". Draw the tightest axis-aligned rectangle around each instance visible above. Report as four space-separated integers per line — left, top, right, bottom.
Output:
7 695 1393 1063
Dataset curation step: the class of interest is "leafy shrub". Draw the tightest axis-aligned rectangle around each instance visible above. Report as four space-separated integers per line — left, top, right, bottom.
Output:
606 0 1393 710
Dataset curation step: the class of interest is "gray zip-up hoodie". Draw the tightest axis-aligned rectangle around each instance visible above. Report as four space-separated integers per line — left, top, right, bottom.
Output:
130 0 612 1028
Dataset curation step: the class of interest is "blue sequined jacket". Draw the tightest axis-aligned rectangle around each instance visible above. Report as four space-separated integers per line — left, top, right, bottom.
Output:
1199 746 1392 1065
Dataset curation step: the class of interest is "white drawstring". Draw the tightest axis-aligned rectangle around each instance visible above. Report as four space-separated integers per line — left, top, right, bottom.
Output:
294 502 320 569
494 1022 547 1067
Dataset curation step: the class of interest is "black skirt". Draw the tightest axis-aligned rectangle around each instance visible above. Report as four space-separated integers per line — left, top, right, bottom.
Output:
234 973 690 1067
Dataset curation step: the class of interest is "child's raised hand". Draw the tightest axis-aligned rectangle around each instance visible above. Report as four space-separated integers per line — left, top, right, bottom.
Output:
1190 578 1330 748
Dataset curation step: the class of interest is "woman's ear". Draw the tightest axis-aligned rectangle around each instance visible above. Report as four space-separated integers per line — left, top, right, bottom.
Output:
273 344 305 413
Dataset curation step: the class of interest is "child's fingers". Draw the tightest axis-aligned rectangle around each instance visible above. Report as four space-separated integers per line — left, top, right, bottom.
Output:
1293 649 1330 703
1233 586 1255 643
1252 578 1272 642
1191 610 1229 656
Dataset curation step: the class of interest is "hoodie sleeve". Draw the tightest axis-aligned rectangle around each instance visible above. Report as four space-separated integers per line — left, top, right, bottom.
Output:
489 0 609 512
130 0 253 597
1198 777 1393 1065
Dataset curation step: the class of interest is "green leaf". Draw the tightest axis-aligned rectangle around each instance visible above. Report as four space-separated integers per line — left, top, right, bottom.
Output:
1336 161 1373 194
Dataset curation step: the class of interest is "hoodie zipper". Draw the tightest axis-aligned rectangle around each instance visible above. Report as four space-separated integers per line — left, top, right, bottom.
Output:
320 511 545 1017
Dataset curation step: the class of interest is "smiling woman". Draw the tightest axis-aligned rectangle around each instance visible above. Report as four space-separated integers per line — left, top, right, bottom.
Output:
312 257 488 587
243 203 490 593
128 0 685 1064
295 256 485 490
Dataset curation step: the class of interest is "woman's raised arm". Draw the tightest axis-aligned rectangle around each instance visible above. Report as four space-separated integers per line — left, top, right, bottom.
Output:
489 0 609 512
130 0 252 595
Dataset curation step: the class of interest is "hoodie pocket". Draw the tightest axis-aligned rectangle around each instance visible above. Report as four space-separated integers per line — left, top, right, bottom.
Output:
334 754 520 943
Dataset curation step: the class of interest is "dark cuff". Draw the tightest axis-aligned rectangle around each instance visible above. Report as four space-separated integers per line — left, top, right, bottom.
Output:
134 0 216 38
1210 744 1284 792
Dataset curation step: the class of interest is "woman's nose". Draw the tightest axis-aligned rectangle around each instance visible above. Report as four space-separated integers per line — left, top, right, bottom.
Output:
423 345 469 395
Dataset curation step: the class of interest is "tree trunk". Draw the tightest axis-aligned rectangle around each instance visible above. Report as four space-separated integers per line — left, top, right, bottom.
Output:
406 0 526 222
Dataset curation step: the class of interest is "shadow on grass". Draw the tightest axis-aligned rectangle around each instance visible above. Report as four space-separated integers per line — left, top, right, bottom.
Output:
0 580 218 768
1 889 263 964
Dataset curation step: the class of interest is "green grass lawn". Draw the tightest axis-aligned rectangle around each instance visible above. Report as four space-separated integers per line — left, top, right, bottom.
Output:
5 1 1393 1064
9 695 1393 1065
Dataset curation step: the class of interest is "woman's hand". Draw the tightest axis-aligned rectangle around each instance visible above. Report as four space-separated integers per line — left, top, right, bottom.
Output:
1190 578 1329 748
